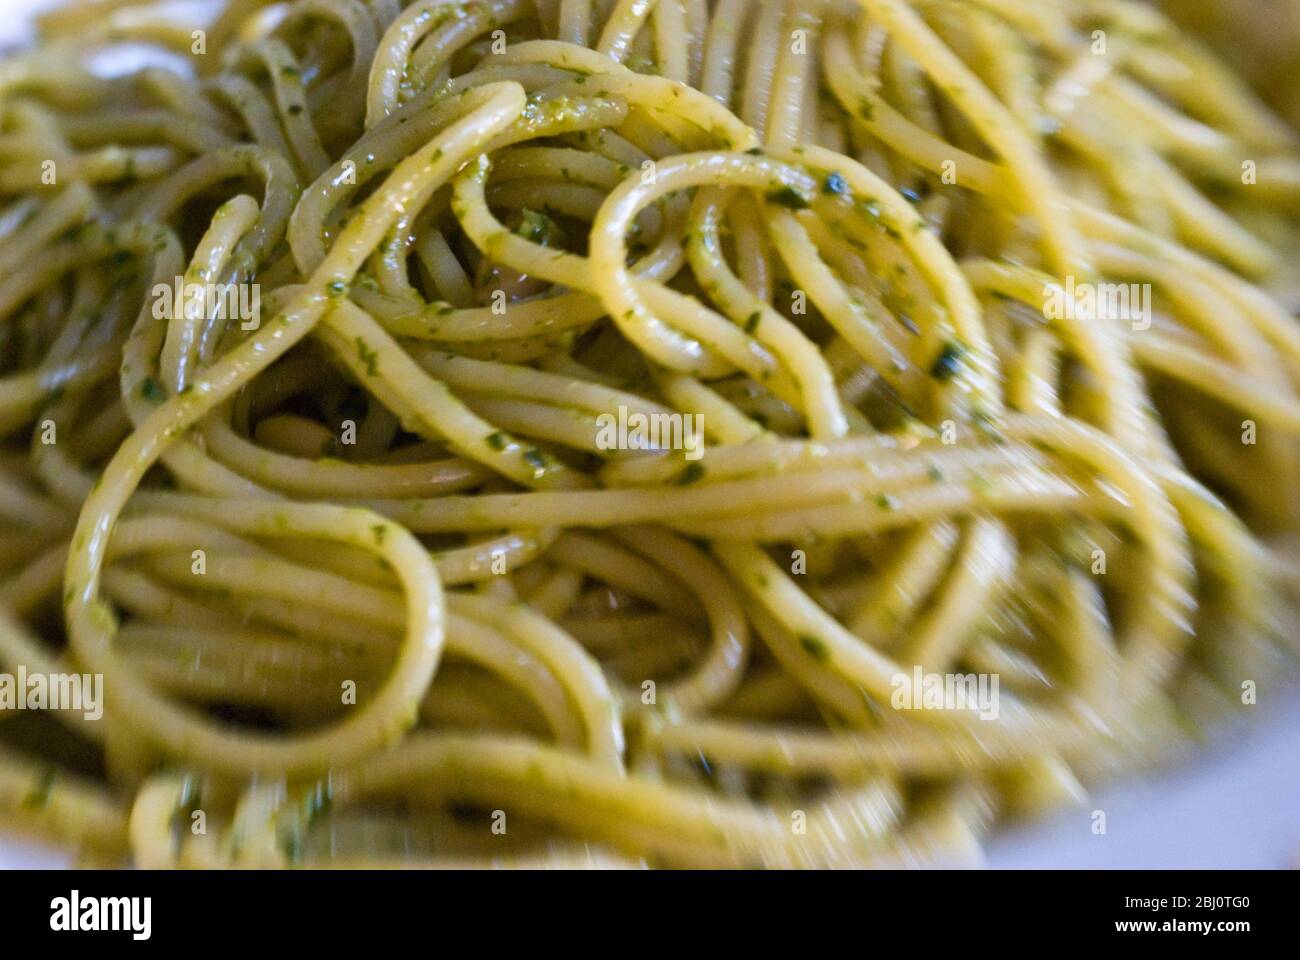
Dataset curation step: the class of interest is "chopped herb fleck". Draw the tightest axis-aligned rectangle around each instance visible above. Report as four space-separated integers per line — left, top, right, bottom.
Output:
513 208 560 246
140 377 166 404
798 634 829 661
676 462 706 485
280 829 305 864
767 186 811 210
354 337 379 376
823 172 849 195
930 341 963 381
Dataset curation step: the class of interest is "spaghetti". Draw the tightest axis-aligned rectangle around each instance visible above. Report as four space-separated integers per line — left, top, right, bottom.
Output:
0 0 1297 868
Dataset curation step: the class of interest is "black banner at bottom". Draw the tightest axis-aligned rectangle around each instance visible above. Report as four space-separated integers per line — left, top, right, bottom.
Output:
0 868 1284 946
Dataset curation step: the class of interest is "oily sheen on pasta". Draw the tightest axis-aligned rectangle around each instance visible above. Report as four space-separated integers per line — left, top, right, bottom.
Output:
0 0 1297 868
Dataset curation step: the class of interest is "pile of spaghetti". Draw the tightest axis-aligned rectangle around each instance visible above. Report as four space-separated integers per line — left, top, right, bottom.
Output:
0 0 1298 868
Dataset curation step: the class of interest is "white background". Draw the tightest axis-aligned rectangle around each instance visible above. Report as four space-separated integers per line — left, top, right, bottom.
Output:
1 0 1297 869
